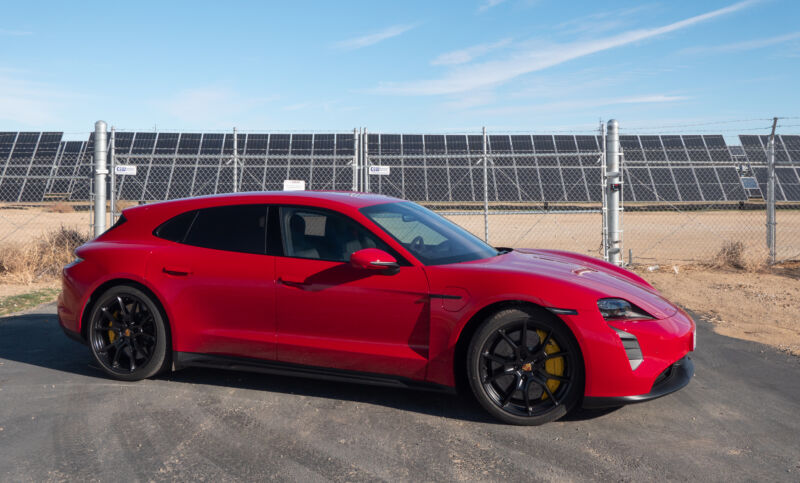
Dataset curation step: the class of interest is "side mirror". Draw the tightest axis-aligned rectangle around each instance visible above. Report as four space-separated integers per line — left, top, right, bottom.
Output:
350 248 399 271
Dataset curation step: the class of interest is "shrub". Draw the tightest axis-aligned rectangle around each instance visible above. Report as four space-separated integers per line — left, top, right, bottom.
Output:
0 226 89 284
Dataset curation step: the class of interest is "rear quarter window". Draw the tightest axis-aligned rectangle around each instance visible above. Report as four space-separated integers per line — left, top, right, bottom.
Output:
153 210 197 243
183 205 268 254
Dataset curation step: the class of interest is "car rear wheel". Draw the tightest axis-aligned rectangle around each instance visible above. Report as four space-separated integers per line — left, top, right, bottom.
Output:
467 307 583 425
87 285 169 381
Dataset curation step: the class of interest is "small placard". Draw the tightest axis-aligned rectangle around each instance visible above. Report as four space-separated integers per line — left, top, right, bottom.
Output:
114 165 137 176
283 179 306 191
369 166 390 176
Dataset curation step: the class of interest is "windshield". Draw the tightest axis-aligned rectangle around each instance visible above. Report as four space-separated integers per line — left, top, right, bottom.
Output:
360 202 499 265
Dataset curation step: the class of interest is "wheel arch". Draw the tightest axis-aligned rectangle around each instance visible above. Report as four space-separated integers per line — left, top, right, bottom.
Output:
452 300 585 394
80 278 172 350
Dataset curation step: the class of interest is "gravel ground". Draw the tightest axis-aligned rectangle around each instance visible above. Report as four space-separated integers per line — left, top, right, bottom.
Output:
1 303 798 482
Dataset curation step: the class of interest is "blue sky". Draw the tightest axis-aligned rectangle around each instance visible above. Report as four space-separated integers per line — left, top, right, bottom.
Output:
1 0 798 137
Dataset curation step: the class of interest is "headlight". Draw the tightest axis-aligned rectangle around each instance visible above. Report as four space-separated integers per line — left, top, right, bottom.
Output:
597 298 653 321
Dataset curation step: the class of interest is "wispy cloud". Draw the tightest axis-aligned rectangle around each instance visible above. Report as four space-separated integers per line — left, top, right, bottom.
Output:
481 94 689 116
478 0 506 13
159 87 278 124
374 0 762 96
0 74 78 125
431 38 512 65
682 31 800 54
0 28 32 36
554 4 658 36
334 24 417 50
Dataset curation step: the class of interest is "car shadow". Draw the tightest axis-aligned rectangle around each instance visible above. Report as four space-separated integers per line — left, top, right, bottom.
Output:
1 310 617 425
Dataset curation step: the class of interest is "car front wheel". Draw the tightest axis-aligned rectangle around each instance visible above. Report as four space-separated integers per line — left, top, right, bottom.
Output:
466 307 583 425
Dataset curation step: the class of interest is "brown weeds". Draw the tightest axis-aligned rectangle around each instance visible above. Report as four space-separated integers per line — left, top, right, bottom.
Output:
0 226 89 284
46 202 75 213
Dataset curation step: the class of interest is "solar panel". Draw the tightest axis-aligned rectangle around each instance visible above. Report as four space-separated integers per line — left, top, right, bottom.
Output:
640 135 666 162
661 135 689 162
776 167 800 201
740 177 759 189
620 136 644 162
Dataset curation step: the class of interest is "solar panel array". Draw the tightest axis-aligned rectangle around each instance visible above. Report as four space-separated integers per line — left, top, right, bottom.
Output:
1 131 799 203
739 135 800 201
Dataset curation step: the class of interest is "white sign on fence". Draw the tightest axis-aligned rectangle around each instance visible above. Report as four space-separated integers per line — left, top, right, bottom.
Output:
283 179 306 191
369 166 391 176
114 165 137 176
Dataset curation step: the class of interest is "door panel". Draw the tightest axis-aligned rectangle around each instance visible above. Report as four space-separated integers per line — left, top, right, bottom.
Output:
275 257 430 379
147 243 276 359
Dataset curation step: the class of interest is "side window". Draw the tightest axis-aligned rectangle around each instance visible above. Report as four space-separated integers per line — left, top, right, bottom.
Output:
183 205 268 254
280 207 391 262
154 210 197 242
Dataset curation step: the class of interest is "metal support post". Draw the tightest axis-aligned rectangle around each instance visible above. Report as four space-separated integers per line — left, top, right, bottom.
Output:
93 120 108 238
766 117 778 264
482 126 489 244
352 128 359 191
232 127 238 193
109 126 116 223
364 128 370 193
605 119 622 265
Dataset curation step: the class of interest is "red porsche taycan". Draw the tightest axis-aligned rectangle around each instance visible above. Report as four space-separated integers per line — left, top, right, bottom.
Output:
58 191 695 425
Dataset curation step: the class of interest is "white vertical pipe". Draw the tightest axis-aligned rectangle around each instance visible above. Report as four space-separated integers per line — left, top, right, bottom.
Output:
93 120 108 237
766 117 777 263
353 128 359 191
109 126 116 223
232 127 238 193
482 126 489 244
605 119 621 265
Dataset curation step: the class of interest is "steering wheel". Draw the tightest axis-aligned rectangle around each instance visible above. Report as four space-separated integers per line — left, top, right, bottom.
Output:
410 236 424 253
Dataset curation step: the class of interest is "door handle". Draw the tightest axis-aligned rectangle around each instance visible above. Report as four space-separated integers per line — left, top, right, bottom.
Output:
163 266 192 277
277 277 308 288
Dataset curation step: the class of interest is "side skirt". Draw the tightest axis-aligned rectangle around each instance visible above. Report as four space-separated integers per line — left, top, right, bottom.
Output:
173 352 457 395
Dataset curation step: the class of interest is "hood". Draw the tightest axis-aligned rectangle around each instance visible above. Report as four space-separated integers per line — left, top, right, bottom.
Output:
462 249 678 319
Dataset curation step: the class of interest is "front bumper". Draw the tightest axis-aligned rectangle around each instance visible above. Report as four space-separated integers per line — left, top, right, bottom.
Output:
583 355 694 408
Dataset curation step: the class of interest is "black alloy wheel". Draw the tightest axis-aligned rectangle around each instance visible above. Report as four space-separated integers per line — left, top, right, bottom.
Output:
467 307 583 425
88 285 169 381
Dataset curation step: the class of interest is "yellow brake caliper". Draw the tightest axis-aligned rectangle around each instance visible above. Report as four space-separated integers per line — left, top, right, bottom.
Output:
537 329 564 399
107 311 118 343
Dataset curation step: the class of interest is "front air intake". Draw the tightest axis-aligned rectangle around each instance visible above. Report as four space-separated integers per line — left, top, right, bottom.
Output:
612 327 643 370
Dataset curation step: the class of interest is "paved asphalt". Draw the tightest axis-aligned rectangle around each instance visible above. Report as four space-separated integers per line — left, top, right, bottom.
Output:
0 303 798 482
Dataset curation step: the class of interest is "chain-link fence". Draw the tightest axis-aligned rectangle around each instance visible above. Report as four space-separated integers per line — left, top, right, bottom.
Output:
0 131 94 247
1 127 799 268
363 132 605 258
619 134 800 264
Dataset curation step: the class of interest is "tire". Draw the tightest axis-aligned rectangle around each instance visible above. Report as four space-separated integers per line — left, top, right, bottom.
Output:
87 285 170 381
466 307 584 425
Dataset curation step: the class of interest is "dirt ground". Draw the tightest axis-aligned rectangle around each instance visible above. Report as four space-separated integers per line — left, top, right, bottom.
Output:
637 263 800 356
2 205 799 264
0 281 59 298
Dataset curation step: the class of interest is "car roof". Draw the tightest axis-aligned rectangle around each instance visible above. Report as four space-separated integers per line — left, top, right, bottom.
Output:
122 191 401 221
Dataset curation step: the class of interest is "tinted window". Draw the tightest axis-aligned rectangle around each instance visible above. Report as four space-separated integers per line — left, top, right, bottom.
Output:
280 206 392 262
154 211 197 242
184 205 267 254
361 202 498 265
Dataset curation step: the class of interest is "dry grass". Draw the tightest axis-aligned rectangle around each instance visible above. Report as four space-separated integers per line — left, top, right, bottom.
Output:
45 202 75 213
115 200 139 210
0 226 89 284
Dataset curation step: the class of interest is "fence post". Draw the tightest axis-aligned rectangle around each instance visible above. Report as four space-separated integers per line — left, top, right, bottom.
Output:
109 126 116 224
232 127 238 193
364 128 370 193
93 120 108 238
766 117 777 264
482 126 489 244
605 119 621 265
353 128 359 191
